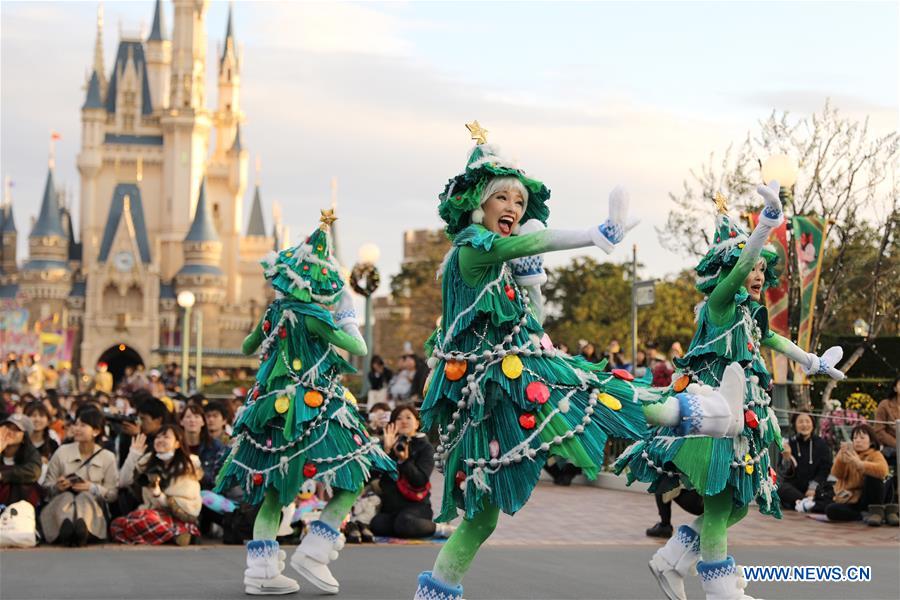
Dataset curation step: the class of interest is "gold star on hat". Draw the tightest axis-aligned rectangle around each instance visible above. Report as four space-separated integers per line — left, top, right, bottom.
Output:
713 192 729 214
466 120 488 145
319 208 337 230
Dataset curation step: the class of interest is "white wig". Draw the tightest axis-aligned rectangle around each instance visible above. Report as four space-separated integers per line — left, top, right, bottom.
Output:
471 176 529 229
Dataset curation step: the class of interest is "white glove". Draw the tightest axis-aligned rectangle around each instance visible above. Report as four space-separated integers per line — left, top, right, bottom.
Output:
332 289 358 328
589 186 639 253
803 346 846 380
509 219 548 286
757 181 784 227
675 362 746 438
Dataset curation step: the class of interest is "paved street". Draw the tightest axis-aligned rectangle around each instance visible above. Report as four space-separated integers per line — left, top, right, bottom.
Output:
2 480 898 600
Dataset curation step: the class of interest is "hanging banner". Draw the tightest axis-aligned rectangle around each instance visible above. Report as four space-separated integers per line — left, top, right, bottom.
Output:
750 212 790 383
792 215 827 353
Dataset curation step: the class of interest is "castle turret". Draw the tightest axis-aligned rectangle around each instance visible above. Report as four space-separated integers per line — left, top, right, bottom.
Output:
19 168 72 308
169 0 209 110
0 179 18 277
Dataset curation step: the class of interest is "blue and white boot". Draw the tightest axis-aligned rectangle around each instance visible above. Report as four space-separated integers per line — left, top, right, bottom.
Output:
413 571 463 600
649 525 700 600
244 540 300 595
290 520 344 595
697 556 755 600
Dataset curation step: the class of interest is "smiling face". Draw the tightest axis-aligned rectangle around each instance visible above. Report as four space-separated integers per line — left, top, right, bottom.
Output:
154 428 180 454
743 258 767 301
392 407 420 436
480 178 527 237
72 418 100 443
794 413 814 438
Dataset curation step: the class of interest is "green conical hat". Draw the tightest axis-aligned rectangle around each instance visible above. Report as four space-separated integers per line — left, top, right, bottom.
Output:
695 212 780 295
262 209 344 305
438 122 551 237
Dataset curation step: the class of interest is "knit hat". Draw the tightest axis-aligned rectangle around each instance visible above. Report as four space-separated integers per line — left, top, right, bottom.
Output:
438 121 550 237
695 212 780 295
261 209 344 305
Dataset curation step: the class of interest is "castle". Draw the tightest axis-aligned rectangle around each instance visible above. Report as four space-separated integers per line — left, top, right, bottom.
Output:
0 1 284 380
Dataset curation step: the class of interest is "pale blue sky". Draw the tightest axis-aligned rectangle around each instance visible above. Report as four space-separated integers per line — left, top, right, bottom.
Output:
2 1 897 287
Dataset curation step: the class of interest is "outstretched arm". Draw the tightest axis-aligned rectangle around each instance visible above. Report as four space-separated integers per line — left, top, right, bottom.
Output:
306 316 367 357
707 182 784 323
763 333 846 380
242 321 264 355
461 186 637 283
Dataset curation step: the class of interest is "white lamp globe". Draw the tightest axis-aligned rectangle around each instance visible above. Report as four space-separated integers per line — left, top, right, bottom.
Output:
761 154 798 189
358 243 381 265
177 290 196 308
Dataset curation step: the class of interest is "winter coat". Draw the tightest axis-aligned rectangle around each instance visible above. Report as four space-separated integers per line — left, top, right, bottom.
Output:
831 447 888 505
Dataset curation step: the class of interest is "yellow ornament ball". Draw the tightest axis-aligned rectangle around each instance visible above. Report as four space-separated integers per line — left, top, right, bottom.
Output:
598 393 622 411
501 355 523 379
292 358 303 371
744 454 754 475
344 389 357 405
274 396 290 414
423 371 433 396
304 390 324 408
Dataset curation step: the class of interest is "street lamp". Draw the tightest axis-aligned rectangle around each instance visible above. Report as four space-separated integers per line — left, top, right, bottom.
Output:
195 309 203 393
352 243 381 398
177 290 195 394
761 154 799 202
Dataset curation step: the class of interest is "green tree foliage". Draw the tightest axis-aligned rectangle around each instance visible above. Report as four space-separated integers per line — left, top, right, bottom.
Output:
543 257 702 354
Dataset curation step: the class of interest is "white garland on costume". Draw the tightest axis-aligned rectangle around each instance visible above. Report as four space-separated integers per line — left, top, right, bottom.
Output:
431 270 625 494
438 265 510 349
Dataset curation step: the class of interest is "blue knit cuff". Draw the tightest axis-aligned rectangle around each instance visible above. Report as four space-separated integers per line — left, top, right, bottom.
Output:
697 556 736 582
415 571 463 600
247 539 279 558
675 525 700 553
676 392 702 436
309 520 340 543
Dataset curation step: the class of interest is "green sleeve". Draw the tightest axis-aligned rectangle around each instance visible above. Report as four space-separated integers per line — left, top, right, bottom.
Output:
242 321 264 355
707 256 756 326
459 230 576 285
306 316 367 357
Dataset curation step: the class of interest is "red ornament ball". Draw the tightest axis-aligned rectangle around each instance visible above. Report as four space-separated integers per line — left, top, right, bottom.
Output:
321 267 328 275
519 413 536 429
747 342 754 351
526 381 550 404
769 466 777 485
612 368 634 381
279 328 287 339
303 463 318 478
729 230 737 238
262 320 271 332
353 434 363 446
455 470 466 488
744 409 759 429
505 284 516 300
252 473 264 486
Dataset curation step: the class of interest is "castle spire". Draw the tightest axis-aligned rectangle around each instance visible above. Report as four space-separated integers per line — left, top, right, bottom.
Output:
185 179 220 242
220 2 236 69
93 3 107 95
148 0 166 42
246 185 266 237
31 168 66 239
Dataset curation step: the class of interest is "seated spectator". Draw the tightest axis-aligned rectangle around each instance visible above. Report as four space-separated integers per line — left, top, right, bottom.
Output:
203 401 232 445
111 424 202 545
874 376 900 461
114 393 170 468
580 342 602 364
0 414 42 507
779 412 832 512
368 355 393 395
366 402 391 439
370 405 452 539
180 404 226 490
147 369 167 398
825 424 889 525
24 402 60 471
387 355 416 405
40 409 118 546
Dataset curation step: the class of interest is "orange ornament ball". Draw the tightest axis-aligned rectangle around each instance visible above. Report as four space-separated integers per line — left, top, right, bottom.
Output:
304 390 324 408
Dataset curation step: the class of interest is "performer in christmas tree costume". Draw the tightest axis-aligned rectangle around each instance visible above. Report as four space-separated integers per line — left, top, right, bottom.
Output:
413 122 746 600
216 210 394 596
615 182 846 600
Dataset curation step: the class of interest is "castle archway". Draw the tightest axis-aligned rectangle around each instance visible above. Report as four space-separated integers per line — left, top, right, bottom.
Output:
97 344 144 387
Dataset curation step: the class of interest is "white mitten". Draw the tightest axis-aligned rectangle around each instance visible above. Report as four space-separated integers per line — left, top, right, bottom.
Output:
757 181 784 227
675 362 746 438
803 346 846 380
509 219 548 286
589 185 639 253
332 289 358 328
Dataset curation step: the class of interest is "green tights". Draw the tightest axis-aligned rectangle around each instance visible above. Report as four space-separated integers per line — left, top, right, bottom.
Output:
693 487 749 561
252 487 362 540
432 503 500 586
